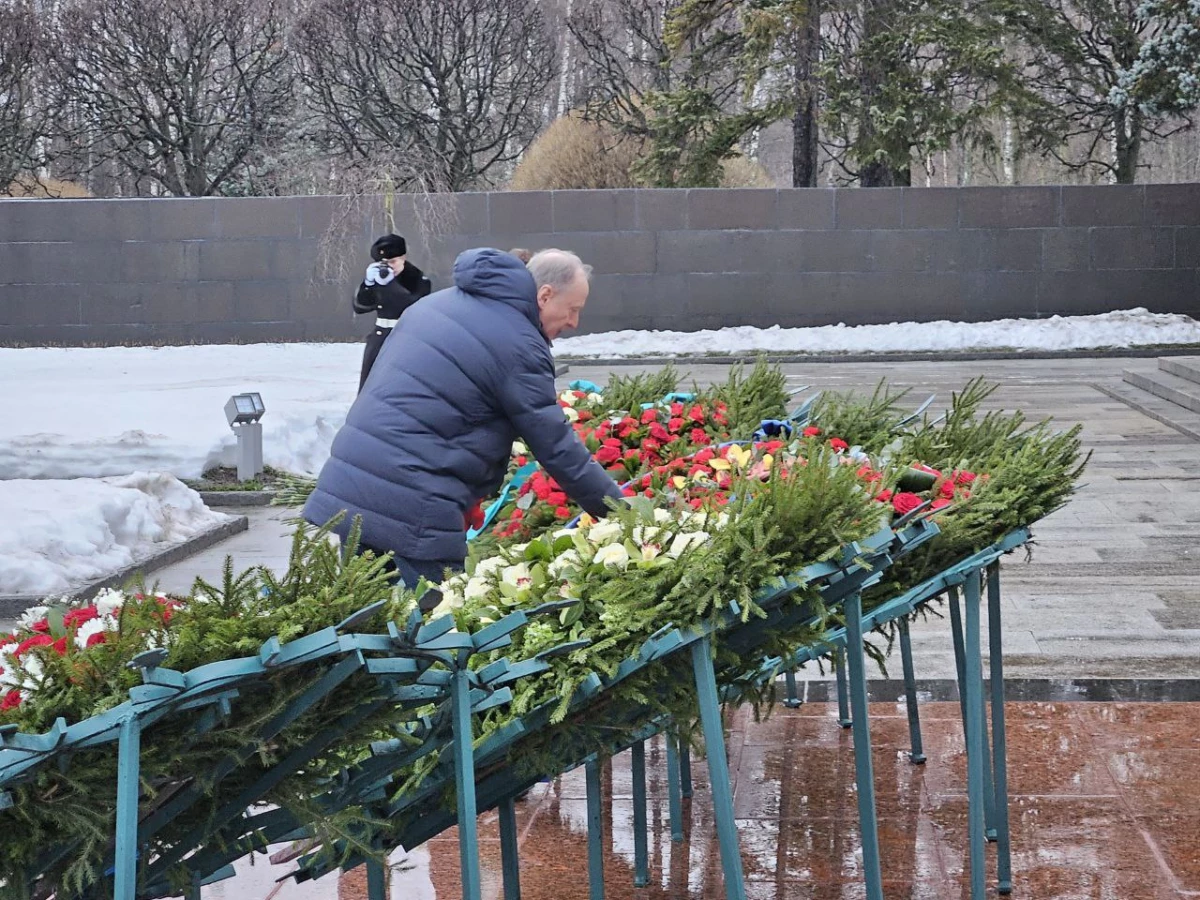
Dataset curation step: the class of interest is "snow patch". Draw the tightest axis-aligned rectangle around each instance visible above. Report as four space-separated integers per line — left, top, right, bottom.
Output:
0 472 233 596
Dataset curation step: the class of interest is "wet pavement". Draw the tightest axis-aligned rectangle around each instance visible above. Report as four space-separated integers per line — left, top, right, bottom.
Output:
354 701 1200 900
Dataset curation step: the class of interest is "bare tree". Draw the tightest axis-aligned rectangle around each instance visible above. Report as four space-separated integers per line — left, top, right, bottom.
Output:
294 0 556 192
52 0 295 196
0 0 51 192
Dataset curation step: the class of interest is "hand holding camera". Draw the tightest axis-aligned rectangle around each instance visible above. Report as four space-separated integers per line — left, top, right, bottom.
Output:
364 262 396 287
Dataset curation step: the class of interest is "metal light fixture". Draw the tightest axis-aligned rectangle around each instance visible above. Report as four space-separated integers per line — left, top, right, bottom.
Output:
224 393 265 482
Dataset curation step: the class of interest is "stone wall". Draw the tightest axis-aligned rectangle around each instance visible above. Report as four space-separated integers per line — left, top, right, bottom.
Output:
1 184 1197 345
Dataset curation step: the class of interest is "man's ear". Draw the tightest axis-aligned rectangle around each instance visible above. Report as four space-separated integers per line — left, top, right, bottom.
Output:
536 285 552 307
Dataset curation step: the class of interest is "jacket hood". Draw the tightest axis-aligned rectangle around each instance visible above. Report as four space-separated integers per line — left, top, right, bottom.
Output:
453 248 542 334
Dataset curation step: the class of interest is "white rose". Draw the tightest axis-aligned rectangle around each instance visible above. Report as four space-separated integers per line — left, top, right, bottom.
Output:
586 520 623 545
593 544 630 569
464 576 492 600
475 556 507 577
548 549 582 579
563 406 580 423
667 531 710 558
512 440 529 456
501 564 533 589
652 508 673 524
429 597 461 619
587 392 604 404
631 525 663 544
558 390 578 407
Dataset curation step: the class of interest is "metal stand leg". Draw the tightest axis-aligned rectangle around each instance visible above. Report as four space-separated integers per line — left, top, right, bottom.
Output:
366 857 387 900
185 873 202 900
665 733 684 843
843 594 884 900
963 573 988 900
898 617 926 764
951 587 997 840
679 740 693 799
586 757 605 900
987 564 1014 895
835 649 852 728
691 637 747 900
500 797 522 900
114 713 142 900
631 741 650 887
784 667 803 708
451 668 482 900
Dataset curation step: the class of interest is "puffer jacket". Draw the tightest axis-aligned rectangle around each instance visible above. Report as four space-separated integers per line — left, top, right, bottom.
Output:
304 247 622 561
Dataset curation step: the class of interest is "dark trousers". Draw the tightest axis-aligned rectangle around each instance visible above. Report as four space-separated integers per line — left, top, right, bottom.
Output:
359 542 462 612
358 327 392 393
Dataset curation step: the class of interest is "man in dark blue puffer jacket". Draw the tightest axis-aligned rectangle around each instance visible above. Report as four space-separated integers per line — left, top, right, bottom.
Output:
304 247 623 598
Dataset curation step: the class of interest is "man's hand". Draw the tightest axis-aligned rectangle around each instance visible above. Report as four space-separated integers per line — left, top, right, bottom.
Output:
464 500 486 532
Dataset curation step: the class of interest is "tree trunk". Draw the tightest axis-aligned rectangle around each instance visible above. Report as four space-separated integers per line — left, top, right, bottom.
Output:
791 0 821 187
856 0 909 187
1114 106 1141 184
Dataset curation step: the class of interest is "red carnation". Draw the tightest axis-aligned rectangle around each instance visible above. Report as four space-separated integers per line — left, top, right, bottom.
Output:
640 408 659 424
764 440 785 453
546 491 568 507
875 489 893 502
690 429 711 445
15 634 54 657
668 417 685 433
688 404 705 424
829 438 849 452
802 426 821 437
670 402 684 416
618 422 638 439
892 492 923 516
64 606 99 629
578 410 593 422
694 448 716 464
954 470 977 485
515 455 528 466
642 438 661 452
0 690 21 711
86 632 108 648
939 480 956 500
555 506 571 519
931 498 953 510
649 423 671 443
622 486 637 497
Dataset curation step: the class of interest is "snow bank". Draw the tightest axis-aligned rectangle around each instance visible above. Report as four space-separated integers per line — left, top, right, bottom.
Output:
553 308 1200 357
0 473 232 596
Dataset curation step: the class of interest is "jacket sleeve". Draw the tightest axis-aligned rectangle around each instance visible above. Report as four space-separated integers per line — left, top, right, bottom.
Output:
352 282 377 314
495 348 624 519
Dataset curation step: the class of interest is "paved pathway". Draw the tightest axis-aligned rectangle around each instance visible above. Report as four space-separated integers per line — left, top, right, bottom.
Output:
13 357 1198 680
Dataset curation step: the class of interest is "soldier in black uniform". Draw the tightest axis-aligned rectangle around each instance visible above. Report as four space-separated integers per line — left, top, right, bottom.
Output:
354 233 433 391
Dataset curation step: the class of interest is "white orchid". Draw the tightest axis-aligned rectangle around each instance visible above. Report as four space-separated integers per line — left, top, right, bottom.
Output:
501 563 533 589
631 525 663 545
639 542 663 561
593 544 631 569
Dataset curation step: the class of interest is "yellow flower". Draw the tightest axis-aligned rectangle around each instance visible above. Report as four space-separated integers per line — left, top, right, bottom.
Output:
727 445 751 469
671 475 687 489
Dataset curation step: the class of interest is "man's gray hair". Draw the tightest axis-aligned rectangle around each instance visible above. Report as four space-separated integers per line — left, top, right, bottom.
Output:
527 248 592 291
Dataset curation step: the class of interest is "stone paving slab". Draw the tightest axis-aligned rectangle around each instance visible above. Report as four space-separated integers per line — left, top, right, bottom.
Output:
7 357 1197 680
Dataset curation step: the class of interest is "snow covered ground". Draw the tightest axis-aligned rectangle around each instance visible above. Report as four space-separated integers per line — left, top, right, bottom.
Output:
0 472 232 596
1 308 1197 482
553 308 1200 357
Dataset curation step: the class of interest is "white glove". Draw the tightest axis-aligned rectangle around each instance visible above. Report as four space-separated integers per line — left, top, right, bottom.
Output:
364 262 395 286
